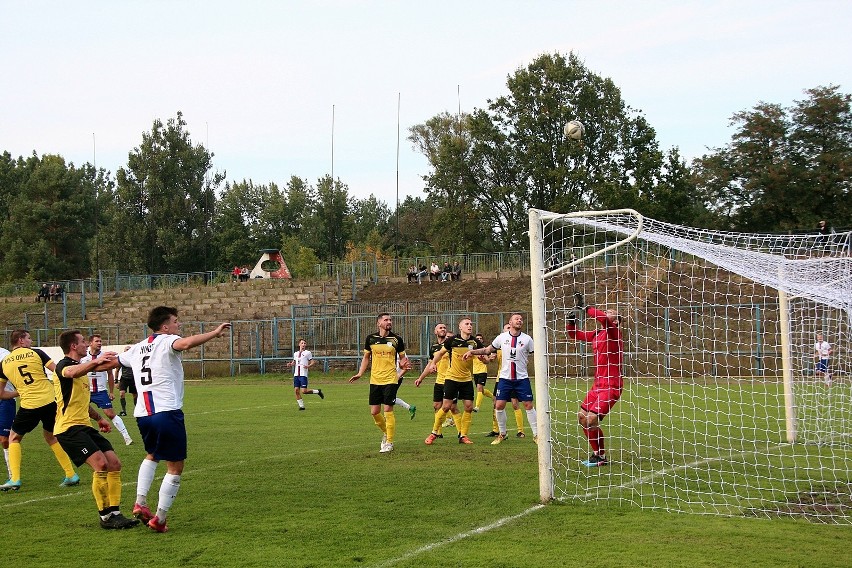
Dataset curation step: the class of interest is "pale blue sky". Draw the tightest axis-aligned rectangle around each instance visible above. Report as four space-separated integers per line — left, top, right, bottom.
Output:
2 1 850 206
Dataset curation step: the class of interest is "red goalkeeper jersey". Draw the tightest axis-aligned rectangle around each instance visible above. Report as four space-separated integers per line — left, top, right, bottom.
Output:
567 306 623 390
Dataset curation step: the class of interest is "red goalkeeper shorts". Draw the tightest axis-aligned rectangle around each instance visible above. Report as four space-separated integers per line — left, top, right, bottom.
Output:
581 386 622 418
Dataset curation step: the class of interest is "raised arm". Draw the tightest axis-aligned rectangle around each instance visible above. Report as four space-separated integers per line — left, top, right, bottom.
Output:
173 322 231 351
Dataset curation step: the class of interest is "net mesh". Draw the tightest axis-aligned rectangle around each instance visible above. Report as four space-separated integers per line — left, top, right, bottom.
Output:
533 209 852 523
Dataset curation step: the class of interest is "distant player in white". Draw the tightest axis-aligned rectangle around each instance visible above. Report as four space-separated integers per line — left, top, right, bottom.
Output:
464 312 537 445
107 306 230 533
286 339 323 410
82 334 133 445
0 347 15 481
814 333 833 385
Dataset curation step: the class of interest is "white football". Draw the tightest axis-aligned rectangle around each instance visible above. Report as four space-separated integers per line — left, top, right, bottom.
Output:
564 120 585 140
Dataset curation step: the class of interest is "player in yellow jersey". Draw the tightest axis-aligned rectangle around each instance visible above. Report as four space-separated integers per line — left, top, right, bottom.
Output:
349 313 410 453
0 330 79 491
415 324 458 441
472 332 500 433
423 317 483 445
54 330 140 529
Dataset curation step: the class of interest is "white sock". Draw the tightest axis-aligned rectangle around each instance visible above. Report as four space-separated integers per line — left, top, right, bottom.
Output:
395 398 410 410
297 399 305 409
526 408 538 437
156 473 181 522
111 415 131 440
495 408 508 435
136 458 158 506
3 448 10 479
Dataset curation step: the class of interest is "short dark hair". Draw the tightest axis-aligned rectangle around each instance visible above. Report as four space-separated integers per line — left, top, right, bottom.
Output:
59 330 83 354
148 306 178 331
88 333 101 342
10 329 29 347
377 312 390 321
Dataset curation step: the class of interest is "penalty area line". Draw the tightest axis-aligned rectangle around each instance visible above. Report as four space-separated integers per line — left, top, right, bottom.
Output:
370 504 545 568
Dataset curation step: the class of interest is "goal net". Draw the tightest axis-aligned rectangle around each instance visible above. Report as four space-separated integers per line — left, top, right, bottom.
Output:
529 208 852 523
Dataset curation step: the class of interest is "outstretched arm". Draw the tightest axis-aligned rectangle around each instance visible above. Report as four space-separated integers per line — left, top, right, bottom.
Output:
173 323 231 351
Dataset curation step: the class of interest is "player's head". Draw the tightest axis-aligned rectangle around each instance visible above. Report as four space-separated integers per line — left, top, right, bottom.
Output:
503 323 511 332
434 323 447 340
148 306 179 333
605 309 623 326
508 312 524 331
10 329 31 348
59 330 86 357
474 333 484 343
377 313 393 332
88 334 102 351
457 318 473 336
817 333 824 341
297 338 307 350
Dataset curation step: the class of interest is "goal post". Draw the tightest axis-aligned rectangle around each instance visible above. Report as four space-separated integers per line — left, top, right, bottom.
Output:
529 208 852 522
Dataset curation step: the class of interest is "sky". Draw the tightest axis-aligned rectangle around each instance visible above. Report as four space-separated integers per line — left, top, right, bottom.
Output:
2 1 851 207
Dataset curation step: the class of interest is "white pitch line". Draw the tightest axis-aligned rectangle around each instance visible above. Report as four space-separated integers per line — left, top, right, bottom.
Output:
372 440 797 567
370 504 546 568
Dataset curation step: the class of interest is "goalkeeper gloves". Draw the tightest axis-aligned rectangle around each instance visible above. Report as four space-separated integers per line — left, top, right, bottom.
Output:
567 311 577 326
573 292 585 310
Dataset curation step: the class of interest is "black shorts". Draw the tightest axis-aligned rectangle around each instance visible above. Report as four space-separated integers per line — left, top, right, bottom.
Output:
369 383 400 406
118 368 136 394
432 382 446 404
442 379 475 402
11 402 57 435
56 425 114 467
473 372 488 386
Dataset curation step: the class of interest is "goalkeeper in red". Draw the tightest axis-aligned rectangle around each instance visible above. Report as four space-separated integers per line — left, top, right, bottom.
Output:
566 293 623 467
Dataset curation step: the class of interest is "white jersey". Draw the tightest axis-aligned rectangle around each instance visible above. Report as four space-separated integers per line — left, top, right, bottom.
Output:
815 341 831 359
0 348 13 395
118 333 185 417
292 350 313 377
81 350 110 393
491 331 534 380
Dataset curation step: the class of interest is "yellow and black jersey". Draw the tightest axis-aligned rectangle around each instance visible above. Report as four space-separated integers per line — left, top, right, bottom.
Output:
427 342 450 385
0 348 54 409
364 332 406 385
53 357 92 436
472 352 488 375
440 334 483 382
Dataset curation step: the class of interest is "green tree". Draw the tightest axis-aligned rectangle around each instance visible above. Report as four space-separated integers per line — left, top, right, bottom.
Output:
101 111 223 274
694 86 851 231
410 52 690 249
305 175 351 260
0 154 95 280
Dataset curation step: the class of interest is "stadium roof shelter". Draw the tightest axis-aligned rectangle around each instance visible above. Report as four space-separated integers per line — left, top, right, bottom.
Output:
250 249 291 279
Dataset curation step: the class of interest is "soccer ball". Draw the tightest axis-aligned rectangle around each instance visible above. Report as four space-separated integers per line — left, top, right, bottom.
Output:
564 120 585 141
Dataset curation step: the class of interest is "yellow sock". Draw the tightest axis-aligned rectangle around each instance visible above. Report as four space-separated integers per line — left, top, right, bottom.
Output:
461 410 473 436
9 441 21 481
492 409 499 432
50 442 75 477
451 411 463 434
432 408 447 433
483 388 493 398
515 408 525 433
92 471 109 512
372 413 387 434
475 391 484 408
107 471 122 508
385 411 396 444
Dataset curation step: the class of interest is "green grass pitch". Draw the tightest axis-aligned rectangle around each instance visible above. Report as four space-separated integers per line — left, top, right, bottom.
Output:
0 373 848 567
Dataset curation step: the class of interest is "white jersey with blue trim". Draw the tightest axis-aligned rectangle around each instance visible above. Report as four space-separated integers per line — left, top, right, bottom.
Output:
292 350 313 377
491 331 534 380
81 351 110 392
118 333 184 417
0 348 13 394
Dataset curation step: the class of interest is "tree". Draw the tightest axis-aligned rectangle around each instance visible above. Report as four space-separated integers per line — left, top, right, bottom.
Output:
694 86 851 231
410 52 693 249
0 154 95 280
101 111 223 274
305 175 351 260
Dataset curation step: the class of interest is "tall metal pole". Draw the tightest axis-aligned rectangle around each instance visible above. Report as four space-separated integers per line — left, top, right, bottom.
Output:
396 92 401 266
331 104 335 182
